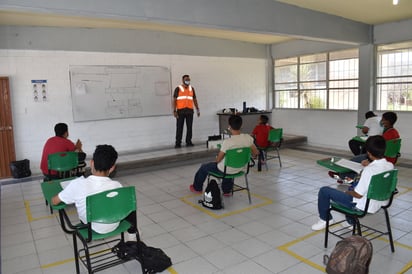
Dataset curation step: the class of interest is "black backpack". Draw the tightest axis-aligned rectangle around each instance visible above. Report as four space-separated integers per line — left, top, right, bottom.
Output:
9 159 31 178
112 241 172 274
324 235 373 274
198 179 223 210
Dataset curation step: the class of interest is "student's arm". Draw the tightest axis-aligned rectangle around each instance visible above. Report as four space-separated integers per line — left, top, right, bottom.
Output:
361 127 369 134
75 139 83 152
345 190 362 199
250 144 259 157
51 194 62 205
215 151 225 163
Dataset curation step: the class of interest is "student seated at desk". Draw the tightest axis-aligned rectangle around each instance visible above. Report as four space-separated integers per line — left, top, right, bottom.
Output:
40 122 86 180
330 111 400 184
312 135 394 231
348 111 383 156
251 114 273 164
190 114 258 195
52 144 138 240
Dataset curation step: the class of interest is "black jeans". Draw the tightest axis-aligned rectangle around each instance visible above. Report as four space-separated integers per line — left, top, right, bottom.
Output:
348 139 366 156
175 108 194 145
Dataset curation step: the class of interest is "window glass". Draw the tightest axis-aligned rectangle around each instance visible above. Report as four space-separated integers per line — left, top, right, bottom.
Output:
274 49 358 110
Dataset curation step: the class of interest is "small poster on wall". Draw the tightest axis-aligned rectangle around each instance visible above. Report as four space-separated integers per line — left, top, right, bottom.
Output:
32 79 48 102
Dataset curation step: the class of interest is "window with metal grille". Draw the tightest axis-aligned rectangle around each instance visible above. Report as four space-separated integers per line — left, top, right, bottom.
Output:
377 41 412 111
274 49 358 110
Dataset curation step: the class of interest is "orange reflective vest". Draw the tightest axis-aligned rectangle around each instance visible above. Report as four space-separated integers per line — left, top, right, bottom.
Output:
176 85 194 109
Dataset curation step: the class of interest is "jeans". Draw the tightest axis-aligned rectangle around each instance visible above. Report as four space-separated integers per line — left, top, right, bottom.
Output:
193 162 234 193
318 186 356 223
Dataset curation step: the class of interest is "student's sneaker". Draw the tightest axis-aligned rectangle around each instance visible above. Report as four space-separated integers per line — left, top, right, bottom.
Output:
311 219 334 231
223 192 232 197
189 184 202 194
328 171 341 180
125 232 137 242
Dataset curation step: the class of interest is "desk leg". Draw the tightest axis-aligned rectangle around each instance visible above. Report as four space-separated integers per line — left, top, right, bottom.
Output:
58 209 76 234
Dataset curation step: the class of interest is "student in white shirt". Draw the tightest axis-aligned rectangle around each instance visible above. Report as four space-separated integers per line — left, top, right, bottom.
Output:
52 144 138 239
312 135 393 231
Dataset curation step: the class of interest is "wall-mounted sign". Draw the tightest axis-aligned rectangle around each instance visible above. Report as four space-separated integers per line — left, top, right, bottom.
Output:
32 79 47 102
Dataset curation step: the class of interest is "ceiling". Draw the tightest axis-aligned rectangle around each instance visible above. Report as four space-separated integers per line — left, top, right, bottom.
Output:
1 0 412 45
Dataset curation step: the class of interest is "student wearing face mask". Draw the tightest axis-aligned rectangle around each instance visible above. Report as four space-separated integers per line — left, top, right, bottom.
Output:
172 74 200 148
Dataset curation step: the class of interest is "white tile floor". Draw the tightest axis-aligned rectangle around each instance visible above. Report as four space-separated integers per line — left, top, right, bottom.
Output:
2 148 412 274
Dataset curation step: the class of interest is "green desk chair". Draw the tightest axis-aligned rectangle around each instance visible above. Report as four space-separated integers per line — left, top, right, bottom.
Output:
207 147 252 204
47 151 79 180
72 186 139 274
260 128 283 170
325 169 398 252
385 138 401 164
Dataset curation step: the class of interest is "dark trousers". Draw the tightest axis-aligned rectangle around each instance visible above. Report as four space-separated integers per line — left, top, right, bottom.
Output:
348 139 366 155
193 162 234 193
175 108 194 145
126 211 139 235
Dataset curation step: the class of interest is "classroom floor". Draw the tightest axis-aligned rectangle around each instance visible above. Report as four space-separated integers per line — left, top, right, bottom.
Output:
1 147 412 274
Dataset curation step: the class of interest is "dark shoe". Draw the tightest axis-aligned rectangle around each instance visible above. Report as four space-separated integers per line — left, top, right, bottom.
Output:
175 144 182 148
186 142 194 147
328 171 341 180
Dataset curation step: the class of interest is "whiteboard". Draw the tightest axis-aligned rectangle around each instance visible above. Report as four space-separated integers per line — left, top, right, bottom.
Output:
69 65 172 122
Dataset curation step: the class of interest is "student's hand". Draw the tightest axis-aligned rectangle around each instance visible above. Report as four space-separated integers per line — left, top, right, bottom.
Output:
361 159 370 166
75 139 83 151
196 110 200 117
173 111 178 118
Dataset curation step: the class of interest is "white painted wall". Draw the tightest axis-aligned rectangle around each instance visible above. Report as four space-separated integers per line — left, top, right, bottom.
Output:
272 109 411 160
0 49 267 174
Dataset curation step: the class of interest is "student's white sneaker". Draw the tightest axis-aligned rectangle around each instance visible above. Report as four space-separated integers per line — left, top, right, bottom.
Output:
311 219 334 231
125 232 137 242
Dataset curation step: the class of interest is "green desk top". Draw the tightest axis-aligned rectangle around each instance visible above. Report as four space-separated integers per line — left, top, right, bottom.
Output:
316 157 352 173
41 179 68 210
352 136 367 142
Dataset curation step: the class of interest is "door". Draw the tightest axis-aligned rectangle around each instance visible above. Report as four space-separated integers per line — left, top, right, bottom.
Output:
0 77 16 178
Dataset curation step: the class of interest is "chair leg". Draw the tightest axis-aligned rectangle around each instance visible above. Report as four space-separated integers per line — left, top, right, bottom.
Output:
324 214 330 248
244 175 251 204
264 151 269 171
276 148 282 167
384 208 395 252
355 219 362 236
73 234 80 274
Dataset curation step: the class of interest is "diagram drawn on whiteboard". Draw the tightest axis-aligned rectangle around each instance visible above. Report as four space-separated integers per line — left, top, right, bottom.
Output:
69 65 172 122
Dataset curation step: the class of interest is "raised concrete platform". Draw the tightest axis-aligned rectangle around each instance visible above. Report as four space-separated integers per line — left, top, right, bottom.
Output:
115 134 307 175
0 134 308 184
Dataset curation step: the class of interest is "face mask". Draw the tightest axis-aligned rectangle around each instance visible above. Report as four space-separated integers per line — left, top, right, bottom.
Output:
184 80 190 86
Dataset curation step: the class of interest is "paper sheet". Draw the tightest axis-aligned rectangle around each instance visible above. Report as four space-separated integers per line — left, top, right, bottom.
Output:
335 158 363 174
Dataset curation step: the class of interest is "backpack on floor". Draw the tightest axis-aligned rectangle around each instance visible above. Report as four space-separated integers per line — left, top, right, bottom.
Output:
112 241 172 274
324 235 373 274
9 159 31 179
198 179 223 210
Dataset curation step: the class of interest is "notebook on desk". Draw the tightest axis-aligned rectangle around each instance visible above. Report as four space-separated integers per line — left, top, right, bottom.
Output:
335 158 363 174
